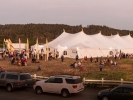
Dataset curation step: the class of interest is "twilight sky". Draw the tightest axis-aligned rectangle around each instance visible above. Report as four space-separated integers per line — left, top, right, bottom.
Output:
0 0 133 30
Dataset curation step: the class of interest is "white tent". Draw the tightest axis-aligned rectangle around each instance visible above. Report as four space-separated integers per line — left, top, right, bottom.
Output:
121 34 133 46
31 44 44 53
105 34 133 53
12 43 26 51
31 30 133 58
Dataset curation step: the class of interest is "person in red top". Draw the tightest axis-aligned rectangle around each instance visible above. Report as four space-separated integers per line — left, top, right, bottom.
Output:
17 59 21 66
84 56 87 61
0 67 5 72
23 58 27 66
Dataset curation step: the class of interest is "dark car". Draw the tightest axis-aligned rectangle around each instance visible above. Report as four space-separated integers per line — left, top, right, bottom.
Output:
0 72 34 92
97 84 133 100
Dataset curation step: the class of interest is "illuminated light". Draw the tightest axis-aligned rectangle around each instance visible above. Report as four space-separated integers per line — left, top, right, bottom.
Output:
109 47 112 50
64 46 67 49
39 45 43 48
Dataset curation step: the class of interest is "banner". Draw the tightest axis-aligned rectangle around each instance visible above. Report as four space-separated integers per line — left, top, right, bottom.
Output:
19 38 21 53
36 38 39 60
45 38 49 61
26 38 29 58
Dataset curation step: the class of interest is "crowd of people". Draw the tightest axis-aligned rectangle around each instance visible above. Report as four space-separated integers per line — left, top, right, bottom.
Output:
1 50 28 66
1 49 133 72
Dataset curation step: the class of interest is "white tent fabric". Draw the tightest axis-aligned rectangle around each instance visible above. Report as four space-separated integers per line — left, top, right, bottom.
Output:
31 30 133 58
12 43 26 50
121 34 133 46
31 44 44 53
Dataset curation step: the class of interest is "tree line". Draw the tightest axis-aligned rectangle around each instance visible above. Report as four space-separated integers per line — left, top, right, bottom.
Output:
0 23 132 47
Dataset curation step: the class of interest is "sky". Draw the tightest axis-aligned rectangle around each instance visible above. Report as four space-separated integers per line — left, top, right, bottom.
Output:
0 0 133 30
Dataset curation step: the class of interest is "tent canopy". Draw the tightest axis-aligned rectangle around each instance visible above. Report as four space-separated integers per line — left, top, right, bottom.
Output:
31 30 133 58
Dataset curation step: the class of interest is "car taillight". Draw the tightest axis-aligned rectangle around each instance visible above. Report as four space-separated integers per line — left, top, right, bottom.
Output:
17 81 20 85
72 85 77 88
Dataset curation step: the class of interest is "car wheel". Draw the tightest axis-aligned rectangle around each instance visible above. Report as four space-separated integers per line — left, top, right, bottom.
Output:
35 87 43 95
102 96 108 100
6 84 12 92
61 89 69 98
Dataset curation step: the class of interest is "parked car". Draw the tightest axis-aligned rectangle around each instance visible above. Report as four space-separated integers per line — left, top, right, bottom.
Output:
0 72 34 92
33 75 84 97
97 84 133 100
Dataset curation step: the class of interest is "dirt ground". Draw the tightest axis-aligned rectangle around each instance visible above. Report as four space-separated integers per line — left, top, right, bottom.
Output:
0 57 95 77
1 57 133 80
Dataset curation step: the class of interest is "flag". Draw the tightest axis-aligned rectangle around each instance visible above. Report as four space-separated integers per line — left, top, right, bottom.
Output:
26 38 29 58
36 38 39 60
45 38 49 61
5 39 14 52
8 38 13 45
9 39 14 52
5 39 10 51
19 38 21 54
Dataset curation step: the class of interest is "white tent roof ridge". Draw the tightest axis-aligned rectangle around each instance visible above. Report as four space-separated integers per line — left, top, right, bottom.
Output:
31 30 133 58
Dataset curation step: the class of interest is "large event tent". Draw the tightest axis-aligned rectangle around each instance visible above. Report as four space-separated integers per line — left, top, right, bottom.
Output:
31 30 133 58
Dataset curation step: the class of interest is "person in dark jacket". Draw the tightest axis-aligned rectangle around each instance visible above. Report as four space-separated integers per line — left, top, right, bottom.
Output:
61 55 64 62
37 64 41 71
75 54 79 61
99 63 103 71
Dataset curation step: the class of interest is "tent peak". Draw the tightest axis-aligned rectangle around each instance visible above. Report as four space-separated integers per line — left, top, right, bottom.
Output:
129 32 131 36
63 29 65 32
99 30 102 34
81 28 84 32
117 32 120 36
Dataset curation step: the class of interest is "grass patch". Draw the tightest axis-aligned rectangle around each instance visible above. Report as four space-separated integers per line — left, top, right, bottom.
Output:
85 72 127 80
119 59 133 64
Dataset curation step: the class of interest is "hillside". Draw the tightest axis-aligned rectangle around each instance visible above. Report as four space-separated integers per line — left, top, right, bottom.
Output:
0 24 133 47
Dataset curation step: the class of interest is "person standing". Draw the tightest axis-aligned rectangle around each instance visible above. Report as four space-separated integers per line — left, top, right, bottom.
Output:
96 56 98 62
75 54 79 61
61 55 64 62
99 63 102 71
23 57 27 66
37 64 41 71
40 52 43 60
115 54 117 60
90 56 93 62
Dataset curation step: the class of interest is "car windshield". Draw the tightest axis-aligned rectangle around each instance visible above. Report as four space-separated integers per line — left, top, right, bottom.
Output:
110 87 121 92
20 74 31 80
110 87 117 92
65 78 82 84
